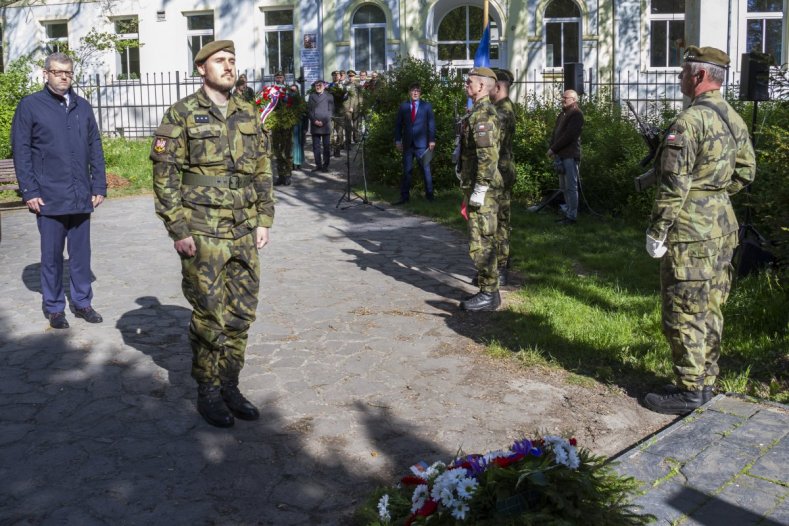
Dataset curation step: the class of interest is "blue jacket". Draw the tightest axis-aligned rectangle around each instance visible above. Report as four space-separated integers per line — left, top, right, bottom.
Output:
394 99 436 149
11 86 106 216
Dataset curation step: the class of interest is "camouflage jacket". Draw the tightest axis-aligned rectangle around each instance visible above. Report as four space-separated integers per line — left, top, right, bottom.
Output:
495 97 517 190
649 90 755 243
460 96 502 190
342 81 359 114
150 88 275 241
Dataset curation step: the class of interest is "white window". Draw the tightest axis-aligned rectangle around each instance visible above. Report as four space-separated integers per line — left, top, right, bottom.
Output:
649 0 685 68
352 5 386 72
264 10 294 75
43 21 69 54
545 0 581 68
114 17 140 80
186 12 214 74
744 0 784 64
437 5 499 72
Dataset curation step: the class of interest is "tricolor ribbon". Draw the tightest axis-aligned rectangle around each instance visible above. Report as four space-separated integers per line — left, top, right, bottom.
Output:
257 86 283 127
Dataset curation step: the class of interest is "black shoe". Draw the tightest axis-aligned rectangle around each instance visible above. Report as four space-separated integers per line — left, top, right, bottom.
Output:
663 384 714 404
392 199 409 206
48 312 69 329
643 389 705 415
498 268 508 287
273 177 286 186
556 217 576 225
72 306 103 323
284 177 292 186
460 291 501 312
197 384 234 427
322 163 330 170
333 149 341 158
221 384 260 421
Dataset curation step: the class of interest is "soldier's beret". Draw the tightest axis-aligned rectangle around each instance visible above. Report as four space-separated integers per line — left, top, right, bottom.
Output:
274 71 284 77
683 46 730 68
194 40 235 65
331 70 339 75
313 79 325 85
468 67 498 80
347 70 357 76
494 68 514 84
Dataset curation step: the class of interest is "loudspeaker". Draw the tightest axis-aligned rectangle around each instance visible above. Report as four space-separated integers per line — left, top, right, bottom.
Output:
563 62 584 96
740 52 770 101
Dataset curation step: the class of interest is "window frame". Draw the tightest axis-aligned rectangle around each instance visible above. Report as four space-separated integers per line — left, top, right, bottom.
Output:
351 5 387 72
42 20 69 55
741 0 784 64
185 11 214 75
436 5 499 68
647 0 685 70
262 9 294 76
113 16 140 81
544 16 580 69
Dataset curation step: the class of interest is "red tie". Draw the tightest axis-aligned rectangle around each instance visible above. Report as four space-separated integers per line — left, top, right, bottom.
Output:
411 101 416 123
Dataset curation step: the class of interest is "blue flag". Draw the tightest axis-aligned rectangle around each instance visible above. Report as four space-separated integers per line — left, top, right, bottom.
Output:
474 23 491 67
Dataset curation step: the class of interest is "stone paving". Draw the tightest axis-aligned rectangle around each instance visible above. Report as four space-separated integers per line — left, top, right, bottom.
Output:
0 162 785 525
614 395 788 525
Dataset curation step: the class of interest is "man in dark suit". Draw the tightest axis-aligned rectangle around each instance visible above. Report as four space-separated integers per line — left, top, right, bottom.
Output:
393 82 436 204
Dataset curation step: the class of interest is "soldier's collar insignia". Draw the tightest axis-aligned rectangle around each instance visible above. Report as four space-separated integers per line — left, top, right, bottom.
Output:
195 114 210 123
153 137 167 153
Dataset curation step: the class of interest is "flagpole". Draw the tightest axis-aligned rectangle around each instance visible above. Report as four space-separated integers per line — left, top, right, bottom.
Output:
482 0 488 31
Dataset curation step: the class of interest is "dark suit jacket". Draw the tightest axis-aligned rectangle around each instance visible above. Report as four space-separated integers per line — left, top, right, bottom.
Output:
394 99 436 149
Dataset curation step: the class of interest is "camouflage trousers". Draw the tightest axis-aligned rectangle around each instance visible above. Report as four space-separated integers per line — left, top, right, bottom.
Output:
660 232 737 390
181 233 260 386
272 127 293 178
496 188 512 267
331 115 349 151
468 188 502 292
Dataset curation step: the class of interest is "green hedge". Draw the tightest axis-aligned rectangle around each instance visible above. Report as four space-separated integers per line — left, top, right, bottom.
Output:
0 60 38 159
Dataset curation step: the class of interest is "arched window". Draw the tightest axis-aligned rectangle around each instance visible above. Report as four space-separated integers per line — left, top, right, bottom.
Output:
544 0 581 67
437 6 499 64
353 5 386 71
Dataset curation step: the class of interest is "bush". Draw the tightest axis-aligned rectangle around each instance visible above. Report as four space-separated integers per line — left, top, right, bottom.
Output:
0 59 39 158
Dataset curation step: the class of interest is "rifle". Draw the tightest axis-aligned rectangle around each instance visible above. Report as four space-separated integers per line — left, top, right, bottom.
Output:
625 100 660 192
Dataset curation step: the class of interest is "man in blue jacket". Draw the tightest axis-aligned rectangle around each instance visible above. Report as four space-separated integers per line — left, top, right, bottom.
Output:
11 52 107 329
393 82 436 204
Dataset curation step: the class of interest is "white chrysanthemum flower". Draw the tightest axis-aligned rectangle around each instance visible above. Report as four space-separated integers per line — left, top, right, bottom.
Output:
411 484 429 513
423 461 446 479
456 476 479 499
451 501 470 520
482 449 512 463
377 494 391 523
544 435 580 470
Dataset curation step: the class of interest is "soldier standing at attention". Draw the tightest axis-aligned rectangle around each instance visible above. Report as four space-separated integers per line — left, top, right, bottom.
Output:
459 67 503 312
328 70 346 157
270 71 293 186
150 40 275 428
491 68 517 286
643 46 755 415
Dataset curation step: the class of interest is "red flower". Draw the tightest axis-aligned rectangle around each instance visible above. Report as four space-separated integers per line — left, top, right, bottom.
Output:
416 499 438 516
570 438 578 446
493 453 525 468
401 475 426 486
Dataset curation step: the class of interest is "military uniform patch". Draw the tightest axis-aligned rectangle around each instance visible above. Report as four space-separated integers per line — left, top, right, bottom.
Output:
475 122 493 147
153 137 168 153
195 114 210 124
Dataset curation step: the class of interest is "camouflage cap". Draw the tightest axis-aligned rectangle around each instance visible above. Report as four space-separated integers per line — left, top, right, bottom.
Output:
347 70 357 76
467 67 497 80
274 70 284 77
194 40 235 65
683 46 730 68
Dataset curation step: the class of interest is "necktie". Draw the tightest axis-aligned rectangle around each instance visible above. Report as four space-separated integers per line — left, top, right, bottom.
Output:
411 101 416 123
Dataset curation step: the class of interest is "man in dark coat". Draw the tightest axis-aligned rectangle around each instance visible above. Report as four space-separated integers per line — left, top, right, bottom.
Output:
11 52 107 329
307 80 334 172
393 82 436 204
547 90 584 224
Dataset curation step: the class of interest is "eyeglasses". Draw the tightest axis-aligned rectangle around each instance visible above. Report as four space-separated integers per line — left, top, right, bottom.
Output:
48 70 74 78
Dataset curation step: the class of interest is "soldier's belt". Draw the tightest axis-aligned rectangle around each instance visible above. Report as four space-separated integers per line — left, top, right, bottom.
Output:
182 173 252 189
687 189 725 198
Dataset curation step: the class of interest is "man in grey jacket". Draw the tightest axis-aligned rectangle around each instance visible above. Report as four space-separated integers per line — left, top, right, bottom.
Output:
307 80 334 172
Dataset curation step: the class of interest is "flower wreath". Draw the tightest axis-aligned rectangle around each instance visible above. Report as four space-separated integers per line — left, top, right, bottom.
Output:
255 85 306 131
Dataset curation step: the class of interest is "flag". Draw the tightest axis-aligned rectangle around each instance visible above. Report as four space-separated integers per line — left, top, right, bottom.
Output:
474 23 491 67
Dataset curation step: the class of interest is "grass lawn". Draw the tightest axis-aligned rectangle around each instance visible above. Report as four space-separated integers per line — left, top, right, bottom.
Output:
365 183 788 403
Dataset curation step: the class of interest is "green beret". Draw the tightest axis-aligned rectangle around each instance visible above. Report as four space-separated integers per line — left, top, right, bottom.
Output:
347 70 357 76
274 71 284 77
683 46 730 68
468 67 497 80
194 40 235 65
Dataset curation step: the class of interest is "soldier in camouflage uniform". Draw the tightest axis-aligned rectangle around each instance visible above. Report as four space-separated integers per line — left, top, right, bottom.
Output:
329 71 346 157
270 71 293 186
346 70 361 143
459 67 504 312
150 40 275 428
643 46 755 415
491 68 517 286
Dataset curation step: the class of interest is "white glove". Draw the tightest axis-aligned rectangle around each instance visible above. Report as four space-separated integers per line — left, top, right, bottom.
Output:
469 185 489 207
646 233 668 259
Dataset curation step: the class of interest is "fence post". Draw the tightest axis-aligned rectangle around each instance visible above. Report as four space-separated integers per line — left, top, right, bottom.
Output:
176 70 181 101
94 74 104 135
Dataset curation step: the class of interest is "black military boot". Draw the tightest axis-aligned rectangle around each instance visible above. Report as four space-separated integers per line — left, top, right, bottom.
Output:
273 176 286 186
498 268 508 287
643 389 705 415
460 291 501 312
284 176 292 186
197 384 234 427
663 384 714 405
221 382 260 421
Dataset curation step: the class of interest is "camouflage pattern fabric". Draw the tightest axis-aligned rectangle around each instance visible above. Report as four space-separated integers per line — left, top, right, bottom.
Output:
461 95 503 291
150 87 274 385
272 126 293 178
183 233 260 385
332 116 347 151
649 89 755 390
660 232 736 390
495 97 517 266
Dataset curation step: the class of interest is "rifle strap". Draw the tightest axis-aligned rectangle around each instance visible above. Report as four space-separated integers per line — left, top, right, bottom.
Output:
694 101 737 147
